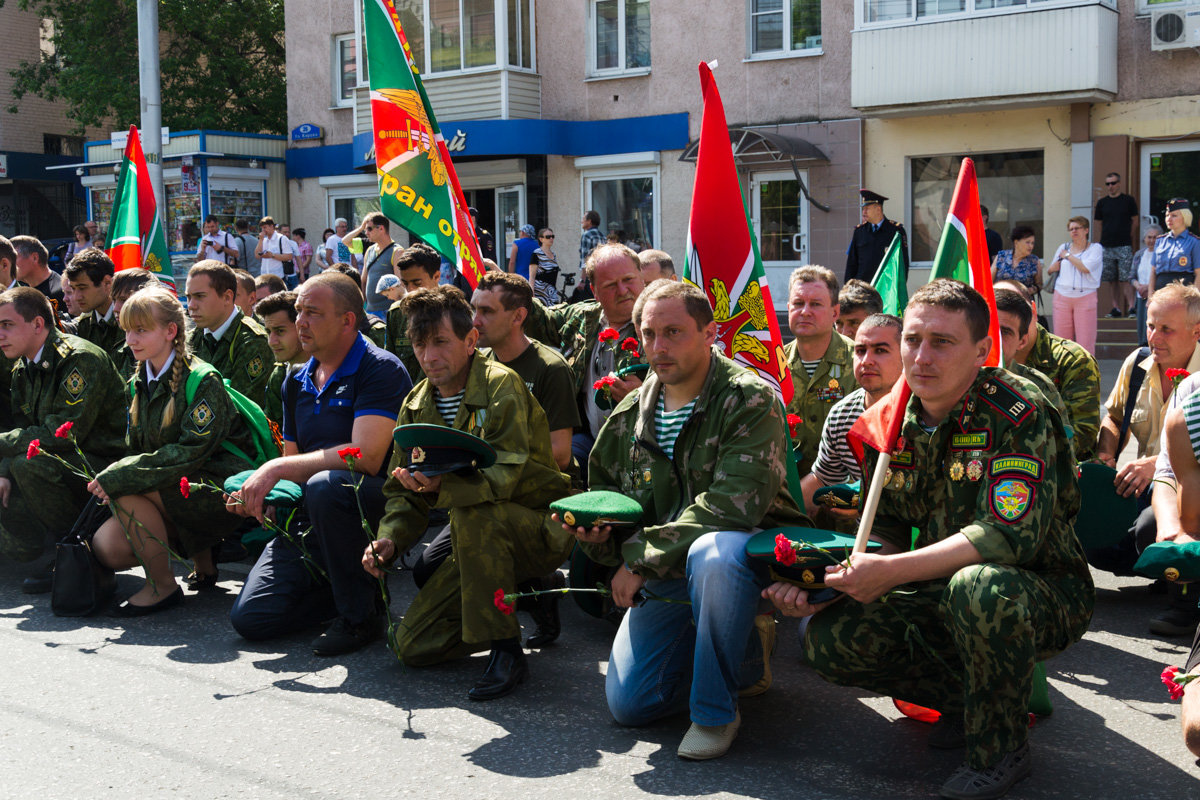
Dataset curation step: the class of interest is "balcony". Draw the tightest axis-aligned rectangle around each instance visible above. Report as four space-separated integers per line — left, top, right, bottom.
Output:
851 2 1118 114
355 70 541 135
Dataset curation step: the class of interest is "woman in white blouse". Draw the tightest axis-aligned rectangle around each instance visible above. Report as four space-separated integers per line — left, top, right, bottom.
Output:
1132 224 1162 347
1047 215 1103 355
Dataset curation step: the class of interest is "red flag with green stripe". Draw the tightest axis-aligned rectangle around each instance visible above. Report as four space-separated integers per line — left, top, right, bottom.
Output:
363 0 484 288
107 125 174 290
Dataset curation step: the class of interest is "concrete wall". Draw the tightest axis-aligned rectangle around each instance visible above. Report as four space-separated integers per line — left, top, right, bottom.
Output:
286 0 358 149
1115 6 1200 101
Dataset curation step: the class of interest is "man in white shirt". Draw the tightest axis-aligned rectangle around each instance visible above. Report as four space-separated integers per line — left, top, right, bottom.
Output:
195 216 239 265
255 216 295 279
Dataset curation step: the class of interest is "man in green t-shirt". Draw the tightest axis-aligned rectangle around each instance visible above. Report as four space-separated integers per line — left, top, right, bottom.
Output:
253 290 305 431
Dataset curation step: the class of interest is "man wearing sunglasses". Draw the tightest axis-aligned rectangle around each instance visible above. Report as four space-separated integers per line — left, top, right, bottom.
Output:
1094 172 1140 319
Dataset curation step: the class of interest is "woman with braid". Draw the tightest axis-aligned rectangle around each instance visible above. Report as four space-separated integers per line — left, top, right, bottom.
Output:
89 287 256 615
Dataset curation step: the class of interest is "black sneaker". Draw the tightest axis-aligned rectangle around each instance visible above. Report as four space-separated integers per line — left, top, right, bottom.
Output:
1104 308 1121 319
940 743 1032 799
312 615 382 656
1149 605 1200 637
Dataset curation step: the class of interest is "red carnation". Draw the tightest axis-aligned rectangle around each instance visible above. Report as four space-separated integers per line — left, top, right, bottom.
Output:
25 440 39 460
179 477 190 499
338 446 363 464
774 533 798 567
593 375 617 391
54 421 74 439
493 588 515 616
786 414 803 439
620 337 641 356
1163 665 1187 701
1166 368 1190 391
598 327 619 343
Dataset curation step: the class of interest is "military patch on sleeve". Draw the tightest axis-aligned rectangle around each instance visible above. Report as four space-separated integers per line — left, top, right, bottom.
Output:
247 357 264 379
991 478 1035 523
988 455 1044 481
977 378 1034 426
63 368 87 403
190 399 215 431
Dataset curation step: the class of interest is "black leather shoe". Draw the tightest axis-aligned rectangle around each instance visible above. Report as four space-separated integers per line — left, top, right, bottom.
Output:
109 586 184 617
312 615 382 656
468 648 528 701
524 572 564 648
22 562 54 595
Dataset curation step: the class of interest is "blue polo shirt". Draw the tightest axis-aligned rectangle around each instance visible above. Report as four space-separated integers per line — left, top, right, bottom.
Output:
282 334 411 474
1153 229 1200 277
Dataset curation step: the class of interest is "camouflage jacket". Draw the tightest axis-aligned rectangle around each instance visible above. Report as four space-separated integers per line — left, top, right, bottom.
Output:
377 355 571 552
262 361 290 431
585 352 808 580
0 329 127 479
527 300 644 394
864 367 1093 603
1009 362 1075 460
96 355 256 497
187 310 273 402
1024 325 1101 461
785 333 859 477
384 301 423 385
74 307 126 354
365 315 387 350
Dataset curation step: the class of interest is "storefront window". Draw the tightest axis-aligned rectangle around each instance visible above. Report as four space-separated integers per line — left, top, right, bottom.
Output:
165 182 202 252
586 173 656 252
910 150 1044 262
208 184 264 234
89 187 116 234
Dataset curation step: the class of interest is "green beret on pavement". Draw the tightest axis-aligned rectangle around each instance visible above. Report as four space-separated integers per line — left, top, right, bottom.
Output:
1073 463 1139 550
1134 541 1200 583
813 481 861 510
551 490 643 529
393 423 497 477
593 363 651 411
747 527 881 602
223 470 304 509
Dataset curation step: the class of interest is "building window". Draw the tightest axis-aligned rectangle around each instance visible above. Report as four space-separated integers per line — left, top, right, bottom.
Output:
1139 0 1184 14
583 169 658 252
862 0 1114 26
590 0 651 76
749 0 821 56
43 134 83 157
909 151 1044 263
429 0 497 73
333 33 357 107
507 0 534 69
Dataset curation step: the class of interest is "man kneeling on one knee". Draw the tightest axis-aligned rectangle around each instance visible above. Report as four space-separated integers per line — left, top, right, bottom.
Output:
565 280 807 760
362 286 572 701
766 280 1093 800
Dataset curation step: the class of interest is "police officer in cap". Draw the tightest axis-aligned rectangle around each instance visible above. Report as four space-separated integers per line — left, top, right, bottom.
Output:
845 189 909 284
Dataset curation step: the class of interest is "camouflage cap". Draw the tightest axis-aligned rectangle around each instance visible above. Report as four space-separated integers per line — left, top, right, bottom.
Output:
551 490 643 529
747 527 881 597
223 470 304 509
393 423 497 477
1073 463 1139 549
1134 541 1200 583
813 481 861 510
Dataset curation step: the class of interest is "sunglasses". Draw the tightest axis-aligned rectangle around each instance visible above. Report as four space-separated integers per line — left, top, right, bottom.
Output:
1105 181 1118 186
541 234 555 239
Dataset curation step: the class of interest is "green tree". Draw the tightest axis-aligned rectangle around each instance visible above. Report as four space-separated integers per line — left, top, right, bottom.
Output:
5 0 285 134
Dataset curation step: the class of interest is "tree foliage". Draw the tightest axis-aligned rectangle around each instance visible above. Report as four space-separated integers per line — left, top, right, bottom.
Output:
5 0 286 134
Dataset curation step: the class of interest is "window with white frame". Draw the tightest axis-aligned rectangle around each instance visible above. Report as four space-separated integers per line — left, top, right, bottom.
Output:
583 167 659 252
589 0 651 76
333 33 357 107
862 0 1114 26
749 0 822 56
507 0 533 69
1139 0 1186 13
429 0 497 73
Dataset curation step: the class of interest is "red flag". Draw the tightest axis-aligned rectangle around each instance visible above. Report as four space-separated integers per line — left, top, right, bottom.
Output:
106 126 174 290
683 62 793 405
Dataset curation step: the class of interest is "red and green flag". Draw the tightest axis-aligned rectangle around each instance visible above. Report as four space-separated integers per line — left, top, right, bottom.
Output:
363 0 484 289
871 231 908 315
683 61 793 405
107 125 173 290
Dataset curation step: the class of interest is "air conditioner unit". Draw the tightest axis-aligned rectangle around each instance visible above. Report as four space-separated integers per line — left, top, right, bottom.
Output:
1151 6 1200 51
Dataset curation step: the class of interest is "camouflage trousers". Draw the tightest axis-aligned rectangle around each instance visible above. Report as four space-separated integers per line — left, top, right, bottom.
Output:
0 452 90 562
393 501 573 667
805 563 1093 769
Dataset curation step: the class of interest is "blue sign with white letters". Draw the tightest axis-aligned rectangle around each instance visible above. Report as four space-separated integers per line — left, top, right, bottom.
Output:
291 123 323 142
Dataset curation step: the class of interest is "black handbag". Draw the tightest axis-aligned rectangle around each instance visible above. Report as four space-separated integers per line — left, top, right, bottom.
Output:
51 498 116 617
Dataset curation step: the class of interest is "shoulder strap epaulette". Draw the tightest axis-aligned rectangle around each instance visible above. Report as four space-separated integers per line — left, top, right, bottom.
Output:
976 375 1035 426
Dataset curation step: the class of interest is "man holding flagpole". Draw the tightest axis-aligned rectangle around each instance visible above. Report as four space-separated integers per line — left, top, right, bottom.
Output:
768 280 1092 800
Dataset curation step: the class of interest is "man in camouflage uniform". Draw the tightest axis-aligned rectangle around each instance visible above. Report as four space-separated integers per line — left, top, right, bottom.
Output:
784 265 859 477
526 242 646 474
363 286 570 701
0 235 22 428
768 280 1093 800
64 249 124 354
253 290 304 430
575 281 807 760
385 242 443 383
996 279 1101 461
185 260 273 401
0 288 127 582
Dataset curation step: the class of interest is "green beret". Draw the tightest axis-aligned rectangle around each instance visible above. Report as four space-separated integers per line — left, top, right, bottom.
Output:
747 527 881 600
393 423 497 476
1073 463 1139 549
813 481 861 510
1134 541 1200 583
551 490 643 528
223 470 304 509
594 363 650 411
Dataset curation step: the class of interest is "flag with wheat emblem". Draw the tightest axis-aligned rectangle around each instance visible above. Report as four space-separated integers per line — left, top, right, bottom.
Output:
682 61 793 405
363 0 485 288
107 125 174 290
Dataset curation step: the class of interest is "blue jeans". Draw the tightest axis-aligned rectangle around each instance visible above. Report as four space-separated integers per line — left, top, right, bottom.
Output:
572 431 596 482
605 531 767 728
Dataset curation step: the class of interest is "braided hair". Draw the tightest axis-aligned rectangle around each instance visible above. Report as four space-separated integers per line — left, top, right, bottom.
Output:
119 286 190 432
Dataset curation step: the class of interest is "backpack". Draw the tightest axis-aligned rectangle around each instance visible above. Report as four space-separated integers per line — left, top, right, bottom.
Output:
129 361 281 467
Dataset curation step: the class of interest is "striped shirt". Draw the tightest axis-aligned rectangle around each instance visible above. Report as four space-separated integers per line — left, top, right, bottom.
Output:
434 389 464 425
655 394 697 460
811 387 868 485
800 358 821 377
1154 372 1200 482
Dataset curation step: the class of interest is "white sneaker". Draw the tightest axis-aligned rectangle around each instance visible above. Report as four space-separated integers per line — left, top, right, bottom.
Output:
677 710 741 760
